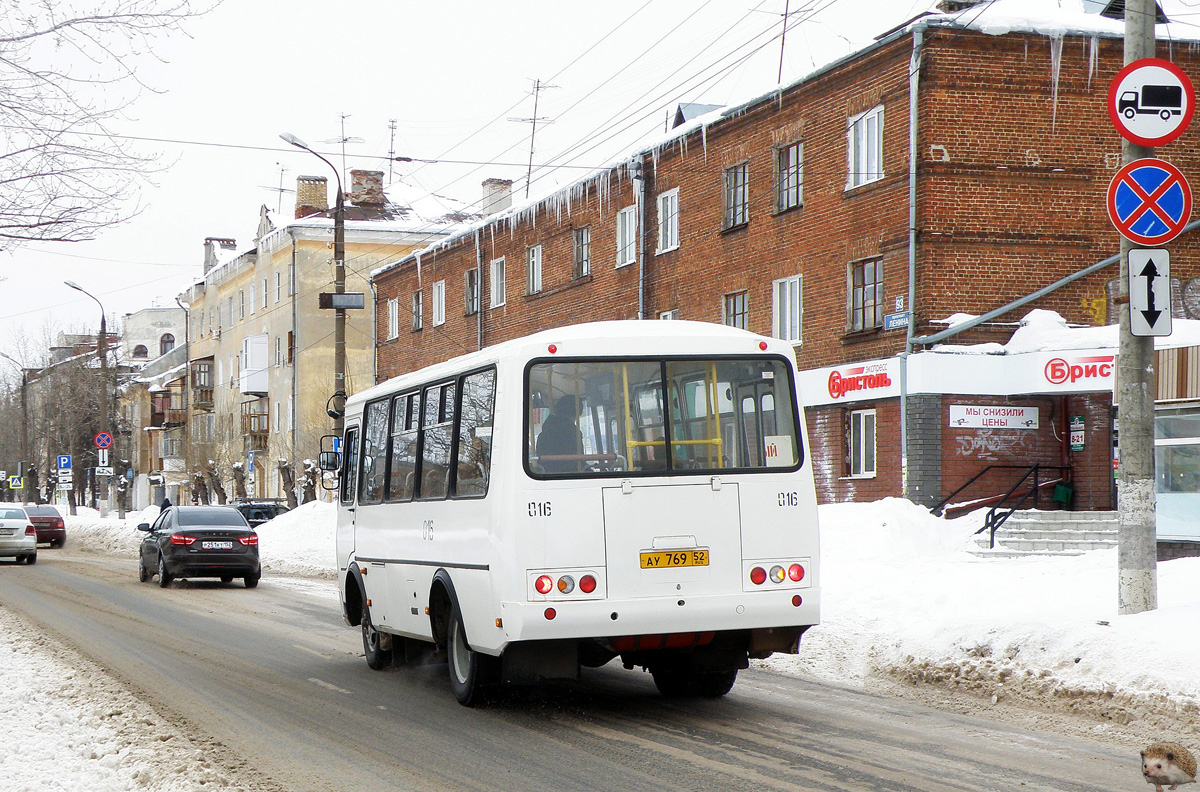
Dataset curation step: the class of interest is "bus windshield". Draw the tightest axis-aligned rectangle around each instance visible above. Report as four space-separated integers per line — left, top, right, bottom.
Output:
526 357 802 477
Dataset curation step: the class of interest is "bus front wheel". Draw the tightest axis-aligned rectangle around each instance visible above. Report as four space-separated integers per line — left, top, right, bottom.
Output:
447 604 497 706
362 602 393 670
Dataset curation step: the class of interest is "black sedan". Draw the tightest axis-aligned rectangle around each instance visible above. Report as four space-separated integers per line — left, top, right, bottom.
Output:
138 506 261 588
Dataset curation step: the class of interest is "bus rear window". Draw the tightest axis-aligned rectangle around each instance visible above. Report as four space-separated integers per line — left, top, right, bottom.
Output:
526 357 802 477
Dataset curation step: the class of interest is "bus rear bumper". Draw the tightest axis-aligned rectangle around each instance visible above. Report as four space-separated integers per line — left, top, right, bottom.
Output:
497 588 820 648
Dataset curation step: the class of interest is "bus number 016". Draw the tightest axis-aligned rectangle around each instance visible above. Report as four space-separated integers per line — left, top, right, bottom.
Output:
528 502 552 517
778 491 801 507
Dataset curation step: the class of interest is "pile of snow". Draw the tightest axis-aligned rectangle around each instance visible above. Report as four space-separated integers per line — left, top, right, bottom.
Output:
0 607 241 790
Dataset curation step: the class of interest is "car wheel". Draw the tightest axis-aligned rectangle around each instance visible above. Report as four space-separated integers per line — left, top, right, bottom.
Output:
362 600 392 670
446 602 498 706
220 575 233 583
138 560 149 582
25 552 37 566
157 555 172 588
244 574 259 589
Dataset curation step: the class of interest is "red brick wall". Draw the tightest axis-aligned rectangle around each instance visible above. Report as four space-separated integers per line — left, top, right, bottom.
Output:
806 399 901 504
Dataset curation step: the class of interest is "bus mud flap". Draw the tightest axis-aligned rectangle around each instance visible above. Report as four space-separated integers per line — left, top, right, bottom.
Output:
502 640 579 684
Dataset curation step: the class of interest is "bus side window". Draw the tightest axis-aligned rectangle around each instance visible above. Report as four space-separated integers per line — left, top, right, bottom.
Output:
420 383 454 499
455 369 496 498
359 399 390 505
340 427 359 504
388 392 419 501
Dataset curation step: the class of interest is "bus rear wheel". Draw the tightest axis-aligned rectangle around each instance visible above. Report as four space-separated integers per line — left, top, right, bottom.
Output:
651 662 738 698
362 602 392 670
447 604 496 706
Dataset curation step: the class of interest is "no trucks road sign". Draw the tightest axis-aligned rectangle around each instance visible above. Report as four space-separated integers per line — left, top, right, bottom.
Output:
1108 58 1194 147
1107 158 1192 246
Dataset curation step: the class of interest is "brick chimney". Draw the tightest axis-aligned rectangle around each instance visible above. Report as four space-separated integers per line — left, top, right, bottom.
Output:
482 178 513 216
350 170 385 206
203 237 236 274
295 175 329 219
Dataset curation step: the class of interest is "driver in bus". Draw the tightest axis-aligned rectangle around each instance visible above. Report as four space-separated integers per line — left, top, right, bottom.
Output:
536 394 584 473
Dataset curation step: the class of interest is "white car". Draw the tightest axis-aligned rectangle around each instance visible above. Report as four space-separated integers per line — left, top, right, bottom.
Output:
0 506 37 564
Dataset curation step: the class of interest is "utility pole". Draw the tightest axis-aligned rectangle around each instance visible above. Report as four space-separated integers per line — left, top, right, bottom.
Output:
1117 0 1158 614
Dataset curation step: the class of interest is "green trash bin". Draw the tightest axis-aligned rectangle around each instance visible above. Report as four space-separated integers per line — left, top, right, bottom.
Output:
1052 482 1074 507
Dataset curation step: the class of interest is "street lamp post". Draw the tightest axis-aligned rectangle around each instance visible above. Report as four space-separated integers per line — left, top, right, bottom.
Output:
280 133 347 435
0 352 29 502
65 280 110 512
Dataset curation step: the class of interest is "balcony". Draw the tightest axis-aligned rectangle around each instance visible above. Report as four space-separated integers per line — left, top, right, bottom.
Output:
240 399 269 451
193 387 214 410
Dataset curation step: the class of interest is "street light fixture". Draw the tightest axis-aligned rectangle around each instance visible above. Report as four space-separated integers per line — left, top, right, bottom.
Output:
279 132 347 434
65 280 110 509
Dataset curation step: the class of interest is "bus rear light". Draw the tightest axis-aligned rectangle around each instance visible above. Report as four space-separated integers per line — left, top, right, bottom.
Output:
769 565 785 583
788 563 804 581
170 534 196 545
792 595 803 607
535 575 554 595
557 575 575 594
579 574 597 593
544 607 556 620
749 566 767 585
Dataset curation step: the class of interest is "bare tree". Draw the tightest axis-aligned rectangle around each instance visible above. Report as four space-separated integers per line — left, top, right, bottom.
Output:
231 461 246 499
191 471 209 504
277 459 298 509
301 459 318 504
0 1 213 250
205 460 227 504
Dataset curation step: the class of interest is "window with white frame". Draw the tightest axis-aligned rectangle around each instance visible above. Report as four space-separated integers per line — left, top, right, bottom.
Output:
249 284 255 314
616 206 636 267
275 271 282 303
574 227 591 278
526 245 542 295
723 291 748 330
656 188 679 253
262 278 268 311
386 297 399 340
412 290 423 331
464 268 479 315
275 335 282 366
274 400 281 433
772 274 802 343
849 408 877 477
240 290 246 319
287 394 294 431
490 257 506 307
847 105 884 189
433 280 446 326
777 141 803 211
723 162 749 229
659 309 678 320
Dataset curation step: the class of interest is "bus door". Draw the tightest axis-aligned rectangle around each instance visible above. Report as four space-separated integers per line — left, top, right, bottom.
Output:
337 425 360 567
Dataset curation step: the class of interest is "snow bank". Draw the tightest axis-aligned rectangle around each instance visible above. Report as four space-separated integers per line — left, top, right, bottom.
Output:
254 500 337 579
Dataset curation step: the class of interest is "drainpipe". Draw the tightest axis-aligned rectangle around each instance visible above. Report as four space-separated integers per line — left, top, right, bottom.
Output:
369 279 378 384
476 230 484 350
633 158 646 320
900 21 926 501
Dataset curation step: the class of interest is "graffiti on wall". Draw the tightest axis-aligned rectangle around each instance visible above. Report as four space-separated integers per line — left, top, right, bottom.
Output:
955 429 1040 461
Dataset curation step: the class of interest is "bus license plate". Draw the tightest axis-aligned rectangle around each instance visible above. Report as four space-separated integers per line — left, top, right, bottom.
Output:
203 541 234 550
640 549 709 569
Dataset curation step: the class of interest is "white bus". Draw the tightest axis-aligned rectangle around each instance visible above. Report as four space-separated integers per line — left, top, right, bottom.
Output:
328 320 820 705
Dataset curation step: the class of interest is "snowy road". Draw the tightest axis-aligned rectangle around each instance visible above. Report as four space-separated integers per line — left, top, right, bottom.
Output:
1 549 1137 792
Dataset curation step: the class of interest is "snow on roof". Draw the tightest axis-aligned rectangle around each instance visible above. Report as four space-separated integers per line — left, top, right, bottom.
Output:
930 308 1200 355
372 0 1197 282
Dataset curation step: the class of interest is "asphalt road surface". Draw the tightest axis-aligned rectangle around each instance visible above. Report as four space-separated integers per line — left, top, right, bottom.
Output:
0 551 1135 792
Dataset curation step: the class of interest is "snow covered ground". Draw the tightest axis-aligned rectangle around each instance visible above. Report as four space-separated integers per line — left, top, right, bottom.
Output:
3 498 1199 789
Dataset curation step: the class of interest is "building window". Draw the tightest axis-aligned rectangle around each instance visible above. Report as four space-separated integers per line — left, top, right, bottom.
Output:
526 245 542 295
574 227 591 278
249 284 255 314
656 188 679 253
723 291 748 330
227 297 234 325
275 271 282 303
159 334 175 356
850 259 883 331
772 274 802 343
659 309 678 320
616 205 636 267
386 297 399 340
723 162 749 229
847 105 884 189
465 268 480 315
239 290 245 319
849 409 877 477
275 335 282 366
412 290 423 331
490 257 506 307
433 280 446 326
776 141 803 211
133 345 149 358
262 278 268 311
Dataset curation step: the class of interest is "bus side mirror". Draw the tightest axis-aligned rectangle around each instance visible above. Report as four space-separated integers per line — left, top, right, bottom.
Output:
318 451 340 471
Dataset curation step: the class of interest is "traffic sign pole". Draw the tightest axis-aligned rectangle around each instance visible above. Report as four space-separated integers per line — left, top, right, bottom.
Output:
1117 0 1161 616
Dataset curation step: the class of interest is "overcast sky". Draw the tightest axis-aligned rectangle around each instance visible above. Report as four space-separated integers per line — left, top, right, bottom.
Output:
0 0 944 356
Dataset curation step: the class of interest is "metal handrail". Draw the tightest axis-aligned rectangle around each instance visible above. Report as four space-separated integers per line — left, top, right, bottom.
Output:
931 464 1060 517
973 464 1070 548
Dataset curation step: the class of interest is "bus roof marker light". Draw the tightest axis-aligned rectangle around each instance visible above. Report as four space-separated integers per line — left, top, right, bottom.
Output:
548 343 557 354
759 341 768 351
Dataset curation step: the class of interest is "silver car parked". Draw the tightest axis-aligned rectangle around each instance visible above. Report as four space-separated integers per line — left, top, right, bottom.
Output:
0 506 37 564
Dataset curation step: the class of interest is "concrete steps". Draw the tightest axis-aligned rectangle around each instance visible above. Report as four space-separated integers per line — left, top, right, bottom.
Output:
970 510 1117 557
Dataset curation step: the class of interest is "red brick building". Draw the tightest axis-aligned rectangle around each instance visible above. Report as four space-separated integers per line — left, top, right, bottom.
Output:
372 4 1200 527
